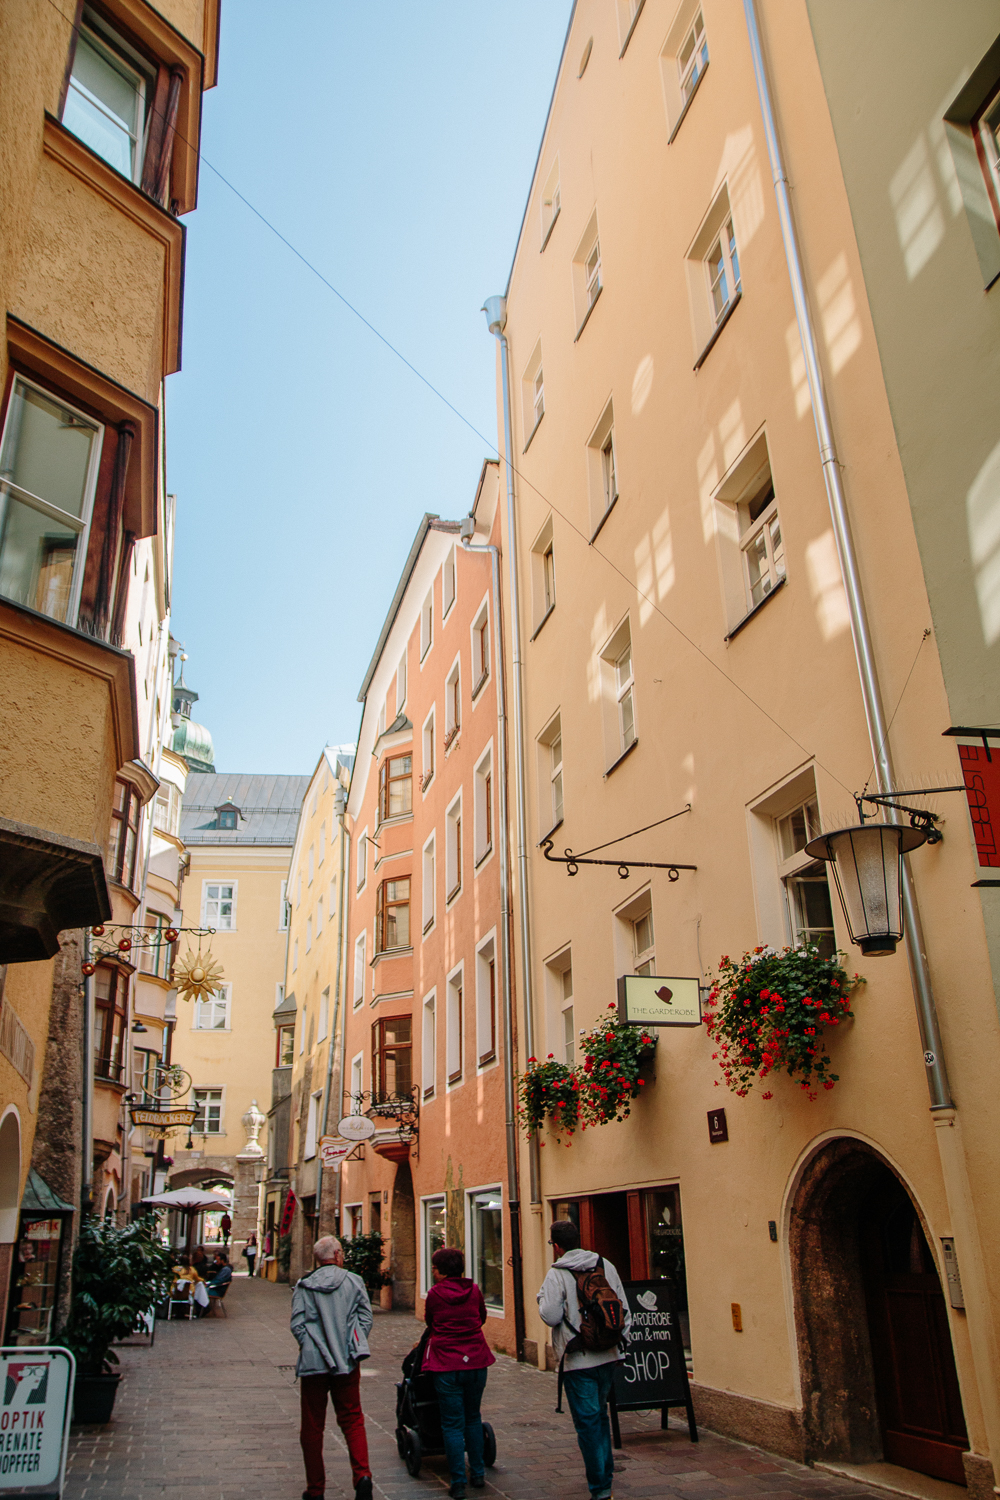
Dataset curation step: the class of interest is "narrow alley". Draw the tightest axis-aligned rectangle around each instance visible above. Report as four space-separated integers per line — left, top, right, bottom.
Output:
64 1278 889 1500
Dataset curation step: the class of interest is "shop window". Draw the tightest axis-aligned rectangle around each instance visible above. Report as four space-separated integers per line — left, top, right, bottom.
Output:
94 964 126 1082
643 1185 689 1349
469 1188 504 1311
107 778 141 890
7 1214 67 1345
423 1196 446 1293
372 1015 412 1103
379 754 412 823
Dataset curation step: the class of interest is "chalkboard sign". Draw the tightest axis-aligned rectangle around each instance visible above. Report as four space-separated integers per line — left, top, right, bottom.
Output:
610 1280 697 1444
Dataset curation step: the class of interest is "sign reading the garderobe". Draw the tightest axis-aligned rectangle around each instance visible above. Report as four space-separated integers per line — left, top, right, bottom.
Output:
0 1347 74 1495
617 975 701 1027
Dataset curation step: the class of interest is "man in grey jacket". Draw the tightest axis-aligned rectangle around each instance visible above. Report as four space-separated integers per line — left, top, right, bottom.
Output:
291 1235 374 1500
537 1220 632 1500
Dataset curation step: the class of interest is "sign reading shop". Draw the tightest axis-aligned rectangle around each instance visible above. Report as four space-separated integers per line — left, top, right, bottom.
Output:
617 975 702 1029
610 1281 697 1443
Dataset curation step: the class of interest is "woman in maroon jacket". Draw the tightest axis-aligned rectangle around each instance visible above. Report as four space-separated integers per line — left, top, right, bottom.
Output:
422 1246 496 1499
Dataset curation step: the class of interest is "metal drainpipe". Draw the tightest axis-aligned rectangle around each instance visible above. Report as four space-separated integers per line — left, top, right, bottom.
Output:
742 0 952 1111
483 298 541 1203
317 784 349 1232
333 820 351 1228
460 525 528 1360
81 930 94 1213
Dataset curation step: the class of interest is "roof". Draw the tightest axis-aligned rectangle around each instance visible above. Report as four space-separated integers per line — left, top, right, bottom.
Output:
180 773 310 846
357 513 462 703
21 1168 74 1215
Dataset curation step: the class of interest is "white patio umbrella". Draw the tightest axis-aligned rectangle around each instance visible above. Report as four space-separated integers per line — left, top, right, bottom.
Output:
142 1186 232 1251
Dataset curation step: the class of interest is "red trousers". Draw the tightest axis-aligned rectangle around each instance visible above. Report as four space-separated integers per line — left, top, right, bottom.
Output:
299 1365 371 1495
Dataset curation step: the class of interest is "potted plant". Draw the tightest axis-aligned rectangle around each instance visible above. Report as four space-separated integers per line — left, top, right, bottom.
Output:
579 1007 657 1126
517 1056 581 1137
704 944 865 1100
63 1215 174 1423
341 1230 392 1303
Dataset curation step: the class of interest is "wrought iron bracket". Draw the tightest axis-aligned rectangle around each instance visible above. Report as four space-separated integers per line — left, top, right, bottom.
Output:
540 804 696 879
856 788 965 846
351 1088 419 1142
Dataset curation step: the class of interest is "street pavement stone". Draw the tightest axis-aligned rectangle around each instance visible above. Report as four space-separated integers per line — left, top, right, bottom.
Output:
63 1275 886 1500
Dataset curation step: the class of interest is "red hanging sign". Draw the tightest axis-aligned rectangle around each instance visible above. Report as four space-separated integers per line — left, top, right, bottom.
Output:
279 1189 297 1236
958 741 1000 883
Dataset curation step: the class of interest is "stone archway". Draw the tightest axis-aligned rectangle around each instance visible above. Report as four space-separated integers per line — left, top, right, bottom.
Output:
790 1138 968 1483
391 1161 416 1308
0 1110 22 1325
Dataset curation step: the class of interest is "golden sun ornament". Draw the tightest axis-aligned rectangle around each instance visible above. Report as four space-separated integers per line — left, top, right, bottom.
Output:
174 947 224 1003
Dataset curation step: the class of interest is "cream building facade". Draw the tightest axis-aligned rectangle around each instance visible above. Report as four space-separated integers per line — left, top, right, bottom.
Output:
487 2 1000 1495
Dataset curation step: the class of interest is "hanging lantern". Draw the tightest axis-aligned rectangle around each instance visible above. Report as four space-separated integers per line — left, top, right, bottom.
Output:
173 946 224 1003
805 821 927 956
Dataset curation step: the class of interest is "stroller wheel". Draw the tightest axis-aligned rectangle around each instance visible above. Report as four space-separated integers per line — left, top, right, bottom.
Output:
405 1428 422 1478
395 1426 406 1460
482 1421 497 1468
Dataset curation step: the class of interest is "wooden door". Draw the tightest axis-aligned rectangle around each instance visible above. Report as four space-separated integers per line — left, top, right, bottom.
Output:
862 1178 968 1485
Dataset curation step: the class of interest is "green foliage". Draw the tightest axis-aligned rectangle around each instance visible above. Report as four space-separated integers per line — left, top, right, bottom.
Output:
517 1007 658 1138
704 944 865 1100
517 1057 580 1134
342 1230 389 1292
63 1215 174 1374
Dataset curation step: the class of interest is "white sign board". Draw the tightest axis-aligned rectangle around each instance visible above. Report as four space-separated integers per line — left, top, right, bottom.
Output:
337 1115 375 1143
320 1136 353 1169
0 1346 74 1494
617 974 701 1028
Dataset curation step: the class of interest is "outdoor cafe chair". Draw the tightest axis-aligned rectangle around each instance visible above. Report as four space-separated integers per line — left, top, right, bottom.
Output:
206 1282 229 1318
168 1280 195 1320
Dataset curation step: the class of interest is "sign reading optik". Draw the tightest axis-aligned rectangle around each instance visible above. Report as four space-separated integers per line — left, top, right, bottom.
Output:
0 1347 75 1495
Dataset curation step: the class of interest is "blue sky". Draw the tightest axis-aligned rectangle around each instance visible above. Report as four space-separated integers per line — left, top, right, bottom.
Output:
166 4 571 773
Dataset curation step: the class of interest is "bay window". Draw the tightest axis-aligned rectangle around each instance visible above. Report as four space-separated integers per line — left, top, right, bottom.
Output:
107 778 141 890
375 877 411 953
372 1015 412 1103
378 754 412 822
94 964 127 1083
63 16 154 183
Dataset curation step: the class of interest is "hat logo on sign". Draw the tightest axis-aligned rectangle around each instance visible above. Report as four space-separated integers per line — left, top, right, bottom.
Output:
654 986 673 1005
637 1290 658 1312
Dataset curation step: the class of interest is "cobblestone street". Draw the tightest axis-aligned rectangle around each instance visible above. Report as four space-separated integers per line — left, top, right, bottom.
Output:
63 1277 887 1500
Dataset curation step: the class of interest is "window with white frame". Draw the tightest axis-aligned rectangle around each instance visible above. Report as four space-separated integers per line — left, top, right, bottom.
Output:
353 931 367 1007
540 158 561 248
279 880 289 930
62 16 154 183
614 886 656 980
422 834 436 934
660 3 710 137
537 715 564 835
445 659 461 747
446 795 462 901
422 708 435 792
193 1089 223 1135
633 908 655 974
396 650 407 714
530 515 556 632
420 589 433 660
599 618 636 765
202 881 236 930
306 917 312 953
776 797 836 958
292 939 299 973
346 1203 363 1238
193 985 231 1031
422 991 436 1099
710 431 787 630
572 212 602 335
546 950 575 1064
356 829 368 890
318 986 330 1042
308 845 314 886
474 748 493 866
423 1196 446 1293
350 1052 363 1111
522 339 544 442
472 603 490 696
476 937 497 1067
685 184 741 360
469 1188 504 1310
679 10 709 102
153 780 181 838
446 966 464 1085
740 475 783 611
304 1089 322 1159
707 217 740 326
443 546 456 618
586 399 618 535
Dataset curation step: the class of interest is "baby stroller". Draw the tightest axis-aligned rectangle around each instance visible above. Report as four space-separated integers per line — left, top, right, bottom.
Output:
395 1331 498 1479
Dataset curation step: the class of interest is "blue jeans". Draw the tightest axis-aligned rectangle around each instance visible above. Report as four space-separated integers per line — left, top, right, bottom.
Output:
563 1364 616 1498
433 1367 488 1485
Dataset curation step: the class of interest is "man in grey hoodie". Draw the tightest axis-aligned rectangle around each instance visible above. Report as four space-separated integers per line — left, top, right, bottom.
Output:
537 1220 631 1500
291 1235 374 1500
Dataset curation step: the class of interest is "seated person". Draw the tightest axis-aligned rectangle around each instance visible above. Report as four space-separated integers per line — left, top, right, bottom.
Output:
191 1246 210 1281
207 1252 233 1299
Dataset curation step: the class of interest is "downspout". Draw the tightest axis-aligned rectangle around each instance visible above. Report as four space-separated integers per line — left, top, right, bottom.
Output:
333 818 352 1227
318 780 349 1232
459 520 527 1361
81 931 94 1214
482 296 540 1206
743 0 1000 1467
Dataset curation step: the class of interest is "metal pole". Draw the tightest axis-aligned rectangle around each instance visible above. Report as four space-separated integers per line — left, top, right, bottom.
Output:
333 823 351 1228
742 0 952 1110
81 930 94 1213
317 779 349 1232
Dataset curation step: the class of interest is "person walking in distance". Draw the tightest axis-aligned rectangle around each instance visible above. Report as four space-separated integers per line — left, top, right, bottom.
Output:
291 1235 374 1500
241 1230 258 1277
220 1210 232 1247
423 1246 496 1498
537 1220 631 1500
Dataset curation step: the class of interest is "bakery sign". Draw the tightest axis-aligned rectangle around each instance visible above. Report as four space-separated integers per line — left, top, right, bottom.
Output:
617 975 701 1028
128 1107 197 1129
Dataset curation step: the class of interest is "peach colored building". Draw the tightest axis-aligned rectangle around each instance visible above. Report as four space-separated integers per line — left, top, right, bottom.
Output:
339 465 518 1352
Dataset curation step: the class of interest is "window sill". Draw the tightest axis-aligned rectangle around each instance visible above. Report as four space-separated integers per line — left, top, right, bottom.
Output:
693 288 742 371
618 0 646 57
420 772 434 794
370 946 413 967
444 728 460 753
667 60 710 144
375 812 413 834
538 818 564 847
604 738 639 779
446 884 462 906
540 207 561 253
590 492 620 545
447 1072 463 1088
531 603 556 642
478 1052 497 1069
574 284 604 343
443 599 455 624
423 917 435 936
475 845 493 871
523 411 544 454
471 671 489 702
724 575 786 641
423 1086 435 1102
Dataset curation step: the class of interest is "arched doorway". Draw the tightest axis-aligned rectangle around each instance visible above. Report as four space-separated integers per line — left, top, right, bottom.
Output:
790 1139 968 1485
391 1162 416 1308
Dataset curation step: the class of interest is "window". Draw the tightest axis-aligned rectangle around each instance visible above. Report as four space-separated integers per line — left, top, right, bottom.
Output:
614 887 655 980
445 660 461 748
296 873 302 907
446 795 462 901
710 432 786 630
63 17 153 182
537 715 564 834
304 1090 322 1160
193 985 230 1030
379 755 413 822
153 781 180 838
306 917 312 954
422 834 436 934
203 881 236 930
423 1197 446 1293
740 477 784 610
350 1052 363 1111
133 1047 159 1105
375 877 411 953
530 516 556 632
396 651 407 714
422 709 435 792
420 589 433 660
599 618 636 765
634 910 655 975
677 9 708 102
472 603 490 696
353 932 367 1007
277 1025 295 1067
422 991 437 1099
93 964 126 1082
545 949 574 1064
279 880 289 929
319 822 326 865
661 3 710 138
522 339 545 443
316 896 323 935
708 218 740 326
776 798 836 958
586 400 618 536
107 778 141 889
139 913 174 980
476 938 497 1067
443 546 456 618
447 968 464 1086
217 805 238 831
318 987 329 1043
469 1189 503 1311
474 749 493 865
357 829 368 890
573 212 603 336
372 1015 412 1102
686 185 741 361
540 158 561 248
193 1089 223 1135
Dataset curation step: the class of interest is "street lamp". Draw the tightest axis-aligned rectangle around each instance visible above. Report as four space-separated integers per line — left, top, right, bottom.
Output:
805 816 927 956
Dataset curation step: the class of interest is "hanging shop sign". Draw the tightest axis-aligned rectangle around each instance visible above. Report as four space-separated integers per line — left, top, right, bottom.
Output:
0 1346 75 1495
319 1136 353 1169
128 1107 196 1130
950 731 1000 885
617 975 701 1028
337 1115 376 1143
278 1190 297 1236
610 1281 697 1444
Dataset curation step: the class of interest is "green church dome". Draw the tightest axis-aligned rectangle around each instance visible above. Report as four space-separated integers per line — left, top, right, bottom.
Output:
172 715 215 774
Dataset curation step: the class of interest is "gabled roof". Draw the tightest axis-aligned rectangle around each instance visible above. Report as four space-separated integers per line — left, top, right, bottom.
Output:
357 513 462 703
180 773 310 846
